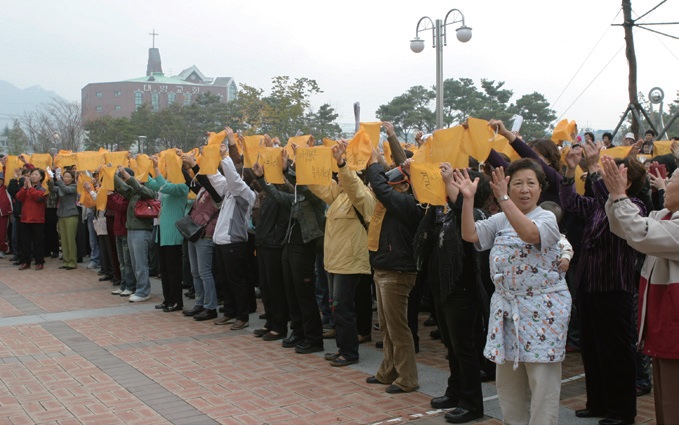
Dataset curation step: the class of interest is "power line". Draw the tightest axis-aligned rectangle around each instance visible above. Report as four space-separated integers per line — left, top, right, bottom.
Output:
551 8 622 109
556 45 625 122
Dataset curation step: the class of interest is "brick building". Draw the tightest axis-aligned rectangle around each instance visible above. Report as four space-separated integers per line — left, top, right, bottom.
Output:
81 47 236 123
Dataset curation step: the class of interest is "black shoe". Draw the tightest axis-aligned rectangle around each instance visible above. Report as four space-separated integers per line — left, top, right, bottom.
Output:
12 261 22 266
385 384 405 394
282 335 304 348
50 253 59 258
324 352 340 361
97 270 105 276
365 376 385 385
330 357 358 367
423 315 437 326
444 407 483 424
636 386 651 397
430 329 441 339
599 419 634 425
98 275 113 281
111 279 121 286
575 409 605 418
262 331 285 341
155 303 167 310
294 343 324 354
182 305 204 316
375 341 384 349
480 370 496 382
193 309 217 321
431 395 458 409
163 304 182 312
253 328 270 337
259 313 266 320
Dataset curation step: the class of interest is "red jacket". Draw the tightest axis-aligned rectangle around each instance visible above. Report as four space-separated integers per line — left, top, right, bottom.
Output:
16 185 46 223
0 185 11 217
107 192 129 236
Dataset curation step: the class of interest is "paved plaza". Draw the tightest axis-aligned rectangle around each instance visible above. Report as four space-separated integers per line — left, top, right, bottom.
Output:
0 257 657 425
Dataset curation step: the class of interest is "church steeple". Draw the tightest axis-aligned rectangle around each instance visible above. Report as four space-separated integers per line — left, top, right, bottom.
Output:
146 29 163 77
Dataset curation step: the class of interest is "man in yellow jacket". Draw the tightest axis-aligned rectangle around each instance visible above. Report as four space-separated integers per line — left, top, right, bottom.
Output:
309 140 375 367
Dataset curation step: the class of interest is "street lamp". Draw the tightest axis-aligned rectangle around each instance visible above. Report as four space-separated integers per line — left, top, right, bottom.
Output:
410 9 472 129
138 135 147 154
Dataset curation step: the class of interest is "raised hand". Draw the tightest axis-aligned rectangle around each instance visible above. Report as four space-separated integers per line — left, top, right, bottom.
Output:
252 162 264 177
582 140 601 172
451 168 479 199
332 139 348 165
439 162 455 184
599 155 627 198
564 146 583 170
225 126 235 145
489 167 509 200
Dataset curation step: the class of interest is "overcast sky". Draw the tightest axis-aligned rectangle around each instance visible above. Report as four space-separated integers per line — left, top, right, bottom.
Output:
2 0 678 131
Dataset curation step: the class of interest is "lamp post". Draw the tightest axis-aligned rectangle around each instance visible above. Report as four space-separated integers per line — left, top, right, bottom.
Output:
410 9 472 129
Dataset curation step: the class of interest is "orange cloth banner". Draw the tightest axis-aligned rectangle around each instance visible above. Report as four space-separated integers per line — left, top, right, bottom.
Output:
75 151 106 172
295 147 333 186
131 155 153 183
262 147 285 184
346 128 372 171
410 162 446 206
104 151 129 168
462 118 493 162
199 144 222 175
3 156 22 185
360 122 382 148
430 126 468 169
99 166 116 192
54 152 76 169
207 130 226 146
159 149 184 183
95 188 108 211
242 135 264 168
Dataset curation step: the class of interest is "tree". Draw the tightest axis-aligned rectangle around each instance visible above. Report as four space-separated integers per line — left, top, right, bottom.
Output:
509 92 556 140
84 116 135 151
18 98 84 152
7 120 29 155
376 85 436 140
262 76 322 139
302 103 343 141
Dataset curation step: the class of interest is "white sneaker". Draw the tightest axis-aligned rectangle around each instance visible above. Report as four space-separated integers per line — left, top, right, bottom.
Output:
111 288 123 295
86 262 99 269
129 294 151 303
119 289 134 296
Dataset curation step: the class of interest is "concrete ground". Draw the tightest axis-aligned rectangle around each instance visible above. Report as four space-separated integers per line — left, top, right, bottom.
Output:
0 255 657 424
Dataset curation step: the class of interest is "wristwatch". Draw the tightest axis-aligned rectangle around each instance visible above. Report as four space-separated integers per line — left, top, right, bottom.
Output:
497 195 510 202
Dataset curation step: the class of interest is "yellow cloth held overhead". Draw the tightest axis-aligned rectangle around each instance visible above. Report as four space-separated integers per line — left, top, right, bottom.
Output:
3 156 22 185
601 146 632 159
75 151 106 172
430 126 468 169
199 144 222 175
345 127 372 171
132 155 153 183
360 122 382 148
95 187 108 211
382 141 393 165
104 151 129 168
99 166 116 192
29 153 53 171
410 162 447 206
575 165 586 195
54 152 76 168
295 146 333 186
77 174 96 208
490 134 520 162
462 118 493 162
322 138 339 173
207 130 227 146
261 147 285 185
242 135 264 168
159 149 184 183
551 119 577 143
412 139 430 163
652 140 673 156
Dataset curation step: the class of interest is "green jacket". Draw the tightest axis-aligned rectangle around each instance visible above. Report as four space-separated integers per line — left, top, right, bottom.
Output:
146 174 188 246
114 175 157 231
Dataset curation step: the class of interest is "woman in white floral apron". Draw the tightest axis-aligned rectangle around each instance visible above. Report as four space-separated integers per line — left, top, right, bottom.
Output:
453 157 571 425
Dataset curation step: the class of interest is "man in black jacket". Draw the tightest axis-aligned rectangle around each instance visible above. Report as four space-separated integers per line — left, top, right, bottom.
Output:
364 151 423 394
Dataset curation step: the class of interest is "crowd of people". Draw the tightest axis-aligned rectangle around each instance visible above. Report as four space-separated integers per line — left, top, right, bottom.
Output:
0 120 678 425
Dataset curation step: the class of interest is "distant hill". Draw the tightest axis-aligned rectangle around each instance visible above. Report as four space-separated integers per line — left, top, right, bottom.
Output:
0 80 65 130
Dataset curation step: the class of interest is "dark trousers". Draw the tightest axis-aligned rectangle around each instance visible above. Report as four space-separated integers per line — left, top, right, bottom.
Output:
315 247 333 327
159 245 183 308
216 242 250 322
76 210 88 261
283 243 323 346
182 239 192 288
580 289 636 423
355 274 373 337
429 254 483 414
106 217 120 281
329 273 365 361
44 208 59 256
257 246 289 335
246 233 258 313
20 222 45 265
98 235 114 276
148 225 159 276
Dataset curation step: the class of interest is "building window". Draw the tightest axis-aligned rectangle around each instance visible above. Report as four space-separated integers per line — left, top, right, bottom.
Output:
96 106 103 112
152 92 159 111
183 93 191 105
114 91 121 97
168 92 176 104
96 92 103 97
115 105 121 111
135 91 143 110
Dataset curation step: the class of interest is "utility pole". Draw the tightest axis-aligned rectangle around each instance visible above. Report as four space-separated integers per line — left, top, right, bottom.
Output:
622 0 640 137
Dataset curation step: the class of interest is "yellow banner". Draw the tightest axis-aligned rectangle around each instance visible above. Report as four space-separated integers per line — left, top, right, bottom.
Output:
159 149 184 183
490 134 520 162
410 162 446 206
262 147 285 184
360 122 381 148
99 166 116 192
3 156 21 185
295 147 333 186
75 151 106 172
199 144 222 175
462 118 493 162
346 127 372 171
104 151 129 168
95 188 108 211
242 135 264 168
430 126 468 169
652 140 673 156
54 152 76 169
207 130 227 146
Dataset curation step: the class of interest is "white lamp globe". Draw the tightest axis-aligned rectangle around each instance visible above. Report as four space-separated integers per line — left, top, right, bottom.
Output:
456 26 472 43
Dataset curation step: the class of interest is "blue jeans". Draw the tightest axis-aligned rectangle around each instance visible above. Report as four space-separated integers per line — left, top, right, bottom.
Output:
188 238 217 310
86 213 100 266
127 229 152 297
115 235 135 292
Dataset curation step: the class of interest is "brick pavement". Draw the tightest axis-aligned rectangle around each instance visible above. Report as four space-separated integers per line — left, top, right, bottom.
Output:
0 257 656 424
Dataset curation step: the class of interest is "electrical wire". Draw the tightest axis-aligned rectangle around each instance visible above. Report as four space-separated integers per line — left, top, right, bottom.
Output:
551 8 622 109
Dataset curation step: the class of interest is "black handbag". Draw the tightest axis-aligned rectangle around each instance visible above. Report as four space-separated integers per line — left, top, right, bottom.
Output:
175 207 219 243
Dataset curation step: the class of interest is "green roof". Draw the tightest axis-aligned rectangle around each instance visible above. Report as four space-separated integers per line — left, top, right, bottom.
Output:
125 73 201 85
